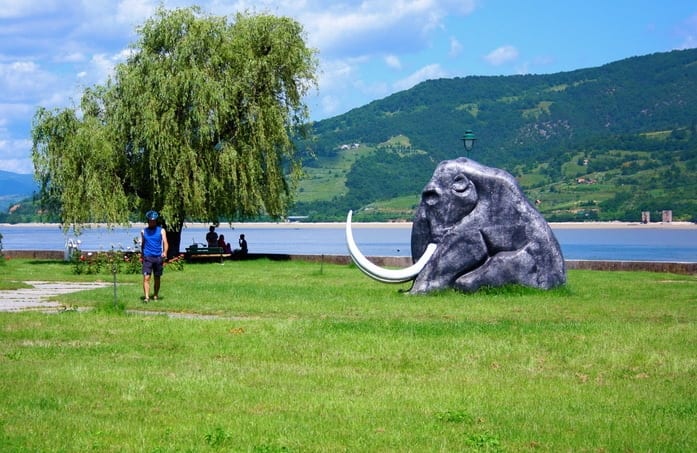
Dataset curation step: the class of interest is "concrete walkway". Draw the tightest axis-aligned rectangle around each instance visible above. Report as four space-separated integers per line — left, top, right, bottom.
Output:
0 281 253 320
0 281 111 312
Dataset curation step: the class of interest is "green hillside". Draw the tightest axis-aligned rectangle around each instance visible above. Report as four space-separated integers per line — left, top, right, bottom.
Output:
0 171 38 212
3 50 696 224
293 48 697 222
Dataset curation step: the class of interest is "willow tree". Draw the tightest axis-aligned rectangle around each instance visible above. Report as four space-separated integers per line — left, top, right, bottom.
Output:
32 6 317 254
32 86 130 230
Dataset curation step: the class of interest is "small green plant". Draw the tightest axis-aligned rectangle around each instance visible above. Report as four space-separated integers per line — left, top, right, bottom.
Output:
204 427 231 447
252 444 290 453
465 432 502 452
435 409 473 424
5 350 21 361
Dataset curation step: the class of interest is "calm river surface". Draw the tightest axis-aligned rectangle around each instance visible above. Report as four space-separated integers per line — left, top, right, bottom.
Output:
2 222 696 262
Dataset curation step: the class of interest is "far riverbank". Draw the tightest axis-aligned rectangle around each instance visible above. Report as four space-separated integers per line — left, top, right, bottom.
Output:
3 221 696 230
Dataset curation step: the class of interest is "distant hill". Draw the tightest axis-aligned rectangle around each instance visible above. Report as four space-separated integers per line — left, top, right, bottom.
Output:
3 50 696 224
0 170 36 196
293 48 697 222
0 171 38 212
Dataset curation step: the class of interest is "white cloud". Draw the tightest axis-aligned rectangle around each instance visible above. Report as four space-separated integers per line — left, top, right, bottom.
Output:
484 45 519 66
300 0 471 58
0 138 33 174
89 53 121 83
0 61 58 102
56 52 87 63
115 0 159 25
0 157 34 174
355 78 390 99
393 64 447 91
678 35 697 50
385 54 402 69
316 58 357 93
515 62 530 75
0 103 33 123
449 36 463 57
314 55 393 116
0 0 62 19
676 12 697 50
318 95 340 117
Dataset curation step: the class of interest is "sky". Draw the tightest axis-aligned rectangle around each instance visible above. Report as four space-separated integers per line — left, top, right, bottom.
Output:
1 1 696 174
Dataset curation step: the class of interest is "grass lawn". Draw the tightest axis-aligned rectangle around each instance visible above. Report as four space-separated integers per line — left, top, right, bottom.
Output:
0 258 695 452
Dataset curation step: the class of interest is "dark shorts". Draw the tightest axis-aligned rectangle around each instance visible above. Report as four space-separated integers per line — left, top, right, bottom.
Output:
142 255 164 276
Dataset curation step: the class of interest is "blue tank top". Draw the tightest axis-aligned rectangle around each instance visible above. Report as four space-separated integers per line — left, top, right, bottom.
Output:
142 226 163 257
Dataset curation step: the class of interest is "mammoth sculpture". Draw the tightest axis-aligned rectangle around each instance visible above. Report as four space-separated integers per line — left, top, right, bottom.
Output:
346 157 566 294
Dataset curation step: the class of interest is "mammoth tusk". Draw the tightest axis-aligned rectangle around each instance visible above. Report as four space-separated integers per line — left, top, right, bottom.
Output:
345 210 437 283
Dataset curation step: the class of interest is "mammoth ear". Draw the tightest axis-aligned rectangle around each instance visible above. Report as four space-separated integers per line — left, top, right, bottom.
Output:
451 174 471 193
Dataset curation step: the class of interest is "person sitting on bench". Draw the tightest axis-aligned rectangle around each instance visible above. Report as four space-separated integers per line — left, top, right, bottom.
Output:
205 226 218 248
233 234 248 257
217 234 232 253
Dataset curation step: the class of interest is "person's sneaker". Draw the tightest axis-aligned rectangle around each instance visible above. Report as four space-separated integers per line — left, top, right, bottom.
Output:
143 297 149 304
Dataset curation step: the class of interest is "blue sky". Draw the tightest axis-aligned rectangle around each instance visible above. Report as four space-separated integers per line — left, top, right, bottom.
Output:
1 0 696 174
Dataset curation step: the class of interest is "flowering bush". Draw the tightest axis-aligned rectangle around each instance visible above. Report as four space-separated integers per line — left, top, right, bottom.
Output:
71 249 127 275
70 247 184 275
122 251 143 274
165 254 185 271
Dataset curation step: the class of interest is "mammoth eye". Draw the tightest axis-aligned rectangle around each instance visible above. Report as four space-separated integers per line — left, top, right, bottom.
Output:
451 175 469 193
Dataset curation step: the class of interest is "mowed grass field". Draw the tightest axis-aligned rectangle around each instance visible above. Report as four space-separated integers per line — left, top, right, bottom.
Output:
0 258 695 452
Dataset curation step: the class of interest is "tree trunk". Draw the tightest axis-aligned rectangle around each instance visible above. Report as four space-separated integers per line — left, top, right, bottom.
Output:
166 221 184 259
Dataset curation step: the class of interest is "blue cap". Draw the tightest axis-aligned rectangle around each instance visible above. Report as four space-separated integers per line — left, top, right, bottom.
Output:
146 210 159 220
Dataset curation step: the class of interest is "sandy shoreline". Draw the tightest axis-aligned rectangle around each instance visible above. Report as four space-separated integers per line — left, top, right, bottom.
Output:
548 221 697 230
2 221 696 230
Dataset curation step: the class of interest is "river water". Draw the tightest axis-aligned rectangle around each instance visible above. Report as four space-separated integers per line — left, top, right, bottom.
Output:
1 223 696 262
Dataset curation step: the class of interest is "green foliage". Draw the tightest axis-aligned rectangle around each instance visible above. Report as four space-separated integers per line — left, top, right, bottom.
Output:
0 197 61 223
31 90 130 232
70 249 140 275
294 48 697 221
68 248 184 275
344 149 435 206
523 132 697 221
31 6 318 231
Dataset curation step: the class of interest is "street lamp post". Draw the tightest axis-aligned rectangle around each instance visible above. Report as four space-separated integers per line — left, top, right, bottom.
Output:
461 130 476 154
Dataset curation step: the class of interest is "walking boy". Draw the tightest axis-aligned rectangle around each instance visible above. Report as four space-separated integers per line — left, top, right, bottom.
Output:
141 210 168 302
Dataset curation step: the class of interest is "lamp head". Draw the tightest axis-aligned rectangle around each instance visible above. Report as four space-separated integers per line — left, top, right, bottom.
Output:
461 130 476 153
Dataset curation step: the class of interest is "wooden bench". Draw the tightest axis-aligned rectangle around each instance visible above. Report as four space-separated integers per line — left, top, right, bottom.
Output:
184 246 229 263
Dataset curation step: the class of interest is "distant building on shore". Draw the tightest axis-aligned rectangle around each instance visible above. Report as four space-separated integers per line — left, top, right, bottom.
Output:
641 210 673 224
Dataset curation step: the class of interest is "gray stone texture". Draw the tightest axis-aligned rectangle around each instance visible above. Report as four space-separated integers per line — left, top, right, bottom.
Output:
411 157 566 293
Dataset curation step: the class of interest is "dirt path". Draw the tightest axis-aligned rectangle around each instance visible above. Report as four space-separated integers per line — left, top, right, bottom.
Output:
0 281 111 312
0 281 255 320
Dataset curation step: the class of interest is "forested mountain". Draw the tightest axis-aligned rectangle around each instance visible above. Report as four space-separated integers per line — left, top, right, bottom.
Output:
294 48 697 222
0 171 38 213
3 49 697 224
